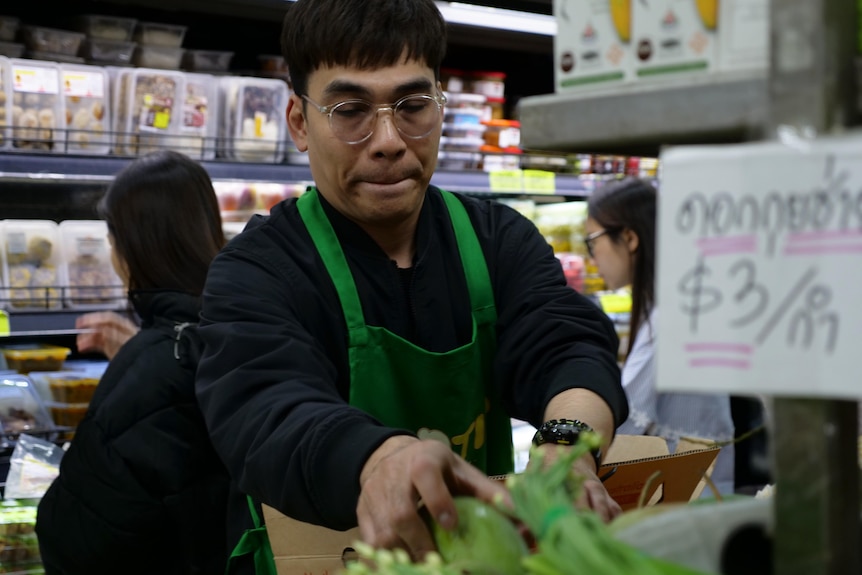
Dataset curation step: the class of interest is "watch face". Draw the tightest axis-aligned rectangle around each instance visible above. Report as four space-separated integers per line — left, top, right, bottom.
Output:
534 419 590 446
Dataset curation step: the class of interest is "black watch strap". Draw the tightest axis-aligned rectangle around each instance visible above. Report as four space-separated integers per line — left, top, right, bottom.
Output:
532 419 603 471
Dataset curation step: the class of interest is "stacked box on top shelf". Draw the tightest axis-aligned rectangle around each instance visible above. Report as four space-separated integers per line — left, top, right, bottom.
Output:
1 220 64 311
60 63 111 156
113 67 185 156
219 76 287 163
0 56 8 151
9 59 64 153
78 14 138 67
59 220 124 310
170 72 219 160
132 22 186 70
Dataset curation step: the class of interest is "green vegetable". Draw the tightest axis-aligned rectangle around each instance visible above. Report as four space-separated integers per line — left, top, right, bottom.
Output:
425 496 528 575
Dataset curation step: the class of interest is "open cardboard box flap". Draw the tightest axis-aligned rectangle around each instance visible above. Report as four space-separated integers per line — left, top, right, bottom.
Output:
263 435 721 575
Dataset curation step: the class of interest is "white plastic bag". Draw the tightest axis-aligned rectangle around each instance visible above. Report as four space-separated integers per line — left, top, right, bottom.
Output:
4 433 64 499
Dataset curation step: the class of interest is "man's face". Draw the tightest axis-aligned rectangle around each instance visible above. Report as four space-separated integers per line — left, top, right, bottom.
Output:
286 58 443 231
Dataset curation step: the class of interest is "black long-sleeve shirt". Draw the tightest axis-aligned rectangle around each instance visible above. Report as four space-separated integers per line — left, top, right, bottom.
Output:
196 187 626 536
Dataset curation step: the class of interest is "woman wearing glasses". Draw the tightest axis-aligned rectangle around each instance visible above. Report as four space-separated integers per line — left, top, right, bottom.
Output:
585 177 736 495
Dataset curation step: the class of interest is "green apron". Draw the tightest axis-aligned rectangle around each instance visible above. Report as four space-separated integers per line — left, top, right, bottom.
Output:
227 188 513 573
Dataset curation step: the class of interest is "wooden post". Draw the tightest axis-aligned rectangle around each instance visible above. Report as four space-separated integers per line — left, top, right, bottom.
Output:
769 1 859 573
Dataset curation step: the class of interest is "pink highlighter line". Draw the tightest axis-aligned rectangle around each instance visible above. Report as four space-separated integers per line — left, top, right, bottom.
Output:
783 244 862 255
689 358 752 370
787 229 862 242
700 244 757 257
696 235 757 248
685 343 754 354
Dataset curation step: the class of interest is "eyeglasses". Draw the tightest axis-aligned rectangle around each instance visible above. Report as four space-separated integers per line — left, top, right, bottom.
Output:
584 229 611 258
302 93 447 145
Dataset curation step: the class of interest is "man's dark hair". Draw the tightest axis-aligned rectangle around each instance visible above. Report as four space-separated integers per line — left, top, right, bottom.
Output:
281 0 447 97
588 177 658 356
99 150 226 295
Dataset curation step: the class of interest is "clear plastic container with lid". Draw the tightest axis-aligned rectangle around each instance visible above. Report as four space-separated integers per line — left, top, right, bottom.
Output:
468 71 506 99
0 345 71 375
219 75 287 163
183 50 233 72
442 91 486 126
0 42 23 59
9 59 64 152
133 45 184 69
168 72 219 160
78 15 138 41
59 220 124 309
1 219 64 310
0 55 9 150
60 63 111 155
20 26 85 56
481 119 521 150
113 67 184 156
0 373 53 435
134 22 187 48
81 39 136 65
0 16 19 42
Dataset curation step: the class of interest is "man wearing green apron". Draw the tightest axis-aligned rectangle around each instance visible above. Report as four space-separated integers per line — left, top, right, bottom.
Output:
197 0 628 572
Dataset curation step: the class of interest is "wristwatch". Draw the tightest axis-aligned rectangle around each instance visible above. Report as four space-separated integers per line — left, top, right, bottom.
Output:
532 419 603 471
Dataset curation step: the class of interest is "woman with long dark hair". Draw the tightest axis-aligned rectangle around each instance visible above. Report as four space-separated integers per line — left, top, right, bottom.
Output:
36 151 231 574
586 177 735 494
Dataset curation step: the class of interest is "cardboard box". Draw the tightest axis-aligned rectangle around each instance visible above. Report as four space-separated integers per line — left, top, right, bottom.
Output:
717 0 769 72
632 0 717 80
554 0 632 91
263 435 720 575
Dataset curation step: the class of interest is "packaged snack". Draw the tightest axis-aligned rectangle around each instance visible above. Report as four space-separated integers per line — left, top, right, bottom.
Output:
0 16 19 42
134 22 186 48
20 26 85 56
0 345 71 374
78 15 137 42
133 45 184 69
46 372 99 403
9 59 64 152
60 64 111 155
0 41 23 58
81 38 136 65
219 76 287 163
59 220 124 308
1 219 64 309
0 55 8 150
113 67 184 156
170 72 218 160
46 402 88 428
183 49 233 72
0 375 53 436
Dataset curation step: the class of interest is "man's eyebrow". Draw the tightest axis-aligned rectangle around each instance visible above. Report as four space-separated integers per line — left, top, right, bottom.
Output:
322 77 435 100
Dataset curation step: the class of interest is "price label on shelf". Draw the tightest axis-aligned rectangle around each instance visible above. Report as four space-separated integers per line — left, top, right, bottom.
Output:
488 169 523 193
657 132 862 399
522 169 556 195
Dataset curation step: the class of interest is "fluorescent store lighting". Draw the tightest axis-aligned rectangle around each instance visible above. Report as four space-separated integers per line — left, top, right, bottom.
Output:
434 2 557 36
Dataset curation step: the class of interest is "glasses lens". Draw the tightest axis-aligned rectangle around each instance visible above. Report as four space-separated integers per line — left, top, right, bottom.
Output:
394 96 440 139
330 100 375 143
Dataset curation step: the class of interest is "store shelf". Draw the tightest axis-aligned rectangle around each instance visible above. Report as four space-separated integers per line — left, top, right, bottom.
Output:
0 153 590 197
518 69 769 156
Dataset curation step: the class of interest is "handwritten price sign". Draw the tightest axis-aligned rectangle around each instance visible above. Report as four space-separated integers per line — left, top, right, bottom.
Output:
656 133 862 399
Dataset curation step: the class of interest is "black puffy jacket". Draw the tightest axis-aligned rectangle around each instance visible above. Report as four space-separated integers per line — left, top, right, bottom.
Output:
36 290 230 575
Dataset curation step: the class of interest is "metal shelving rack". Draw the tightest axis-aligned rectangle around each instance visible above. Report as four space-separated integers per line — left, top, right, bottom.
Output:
519 1 859 572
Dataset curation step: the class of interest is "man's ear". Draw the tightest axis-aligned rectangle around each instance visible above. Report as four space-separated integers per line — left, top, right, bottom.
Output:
623 228 640 254
286 93 309 152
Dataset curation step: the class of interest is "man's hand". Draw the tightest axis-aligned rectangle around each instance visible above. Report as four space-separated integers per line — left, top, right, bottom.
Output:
356 437 509 561
76 312 139 359
531 444 622 523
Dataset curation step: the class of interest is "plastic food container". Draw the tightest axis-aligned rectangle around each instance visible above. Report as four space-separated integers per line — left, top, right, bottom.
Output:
60 64 111 155
59 220 124 308
46 372 100 403
78 15 137 41
183 49 233 72
21 26 85 57
9 59 64 152
442 122 486 140
47 401 89 428
0 56 9 151
134 22 187 48
0 374 53 435
168 72 218 160
81 39 136 65
439 135 484 153
482 119 521 150
0 42 23 58
219 76 287 163
437 150 481 170
133 45 183 69
0 16 19 42
1 219 64 310
113 67 184 156
0 345 71 375
25 51 86 64
468 71 506 99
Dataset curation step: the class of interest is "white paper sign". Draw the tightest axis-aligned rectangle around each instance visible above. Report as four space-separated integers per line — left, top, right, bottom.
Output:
656 132 862 399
